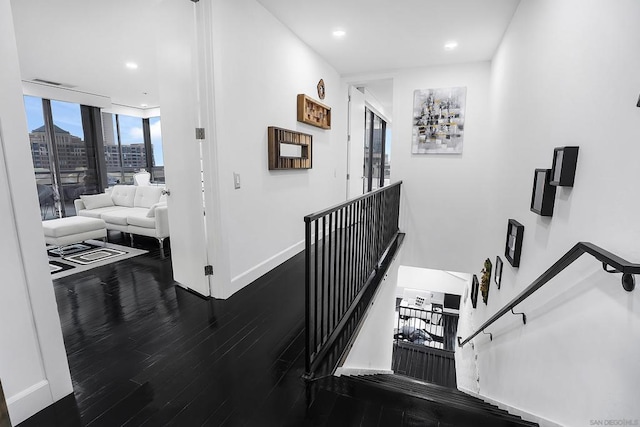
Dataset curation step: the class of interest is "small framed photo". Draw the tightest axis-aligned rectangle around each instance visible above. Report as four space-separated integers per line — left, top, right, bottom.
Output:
505 219 524 267
471 274 479 309
495 256 503 289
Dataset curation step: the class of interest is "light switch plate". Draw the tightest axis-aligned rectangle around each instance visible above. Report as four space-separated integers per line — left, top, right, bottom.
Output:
233 173 241 189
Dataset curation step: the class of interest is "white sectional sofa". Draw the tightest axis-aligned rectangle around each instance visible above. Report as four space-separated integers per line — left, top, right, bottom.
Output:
74 185 169 248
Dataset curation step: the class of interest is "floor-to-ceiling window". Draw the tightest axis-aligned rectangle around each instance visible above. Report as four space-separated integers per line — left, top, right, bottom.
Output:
24 98 164 218
102 112 164 185
363 107 389 192
24 96 100 219
148 116 164 183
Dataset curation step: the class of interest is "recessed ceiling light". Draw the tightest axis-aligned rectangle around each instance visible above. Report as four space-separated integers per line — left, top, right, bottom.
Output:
332 30 346 38
125 62 139 69
444 41 458 51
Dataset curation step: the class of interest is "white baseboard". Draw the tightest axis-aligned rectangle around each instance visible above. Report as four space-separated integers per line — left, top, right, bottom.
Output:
458 386 563 427
228 240 305 298
334 367 394 377
6 380 53 425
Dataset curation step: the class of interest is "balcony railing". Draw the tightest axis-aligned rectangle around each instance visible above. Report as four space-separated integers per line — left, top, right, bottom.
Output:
304 181 402 377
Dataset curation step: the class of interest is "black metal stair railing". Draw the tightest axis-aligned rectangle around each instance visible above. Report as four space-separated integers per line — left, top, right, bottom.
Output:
304 181 402 378
395 306 459 351
458 242 640 347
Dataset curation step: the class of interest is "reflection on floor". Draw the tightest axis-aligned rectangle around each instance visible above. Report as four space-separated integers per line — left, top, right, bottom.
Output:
17 233 533 426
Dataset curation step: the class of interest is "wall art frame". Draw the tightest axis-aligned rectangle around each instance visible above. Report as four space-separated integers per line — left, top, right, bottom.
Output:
267 126 312 170
505 219 524 267
471 274 479 309
550 146 579 187
411 86 466 154
297 94 331 129
530 168 556 216
495 256 503 289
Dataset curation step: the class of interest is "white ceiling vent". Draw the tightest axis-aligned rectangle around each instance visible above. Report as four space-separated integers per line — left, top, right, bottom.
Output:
31 78 76 88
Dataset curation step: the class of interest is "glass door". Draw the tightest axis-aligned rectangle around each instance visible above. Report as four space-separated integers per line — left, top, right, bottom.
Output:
24 96 58 219
24 96 100 218
50 100 99 216
363 108 388 192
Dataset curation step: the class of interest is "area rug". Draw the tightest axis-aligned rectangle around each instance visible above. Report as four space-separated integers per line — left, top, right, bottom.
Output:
47 240 147 279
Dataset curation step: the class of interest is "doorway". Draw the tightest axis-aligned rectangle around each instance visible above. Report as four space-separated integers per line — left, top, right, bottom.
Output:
347 80 393 199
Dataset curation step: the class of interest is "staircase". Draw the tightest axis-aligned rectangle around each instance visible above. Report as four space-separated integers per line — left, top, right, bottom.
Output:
295 374 538 426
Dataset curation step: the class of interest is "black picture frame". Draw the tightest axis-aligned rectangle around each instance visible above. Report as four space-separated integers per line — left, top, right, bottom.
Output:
530 168 556 216
505 219 524 267
550 146 579 187
495 256 503 289
471 274 479 309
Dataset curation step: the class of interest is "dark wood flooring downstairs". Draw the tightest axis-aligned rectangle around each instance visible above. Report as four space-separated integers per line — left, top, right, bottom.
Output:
18 233 535 427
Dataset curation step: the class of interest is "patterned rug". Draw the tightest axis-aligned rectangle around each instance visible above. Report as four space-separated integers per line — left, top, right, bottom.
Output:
47 240 147 279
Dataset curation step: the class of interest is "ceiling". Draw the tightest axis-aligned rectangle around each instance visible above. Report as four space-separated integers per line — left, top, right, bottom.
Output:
11 0 162 110
10 0 520 111
256 0 520 75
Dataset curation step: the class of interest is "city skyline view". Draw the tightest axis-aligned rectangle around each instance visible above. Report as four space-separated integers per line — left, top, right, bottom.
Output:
23 95 164 166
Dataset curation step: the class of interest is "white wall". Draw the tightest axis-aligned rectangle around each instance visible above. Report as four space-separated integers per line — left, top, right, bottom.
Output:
206 0 347 297
396 266 469 299
338 244 404 376
391 62 493 274
454 1 640 425
0 0 73 423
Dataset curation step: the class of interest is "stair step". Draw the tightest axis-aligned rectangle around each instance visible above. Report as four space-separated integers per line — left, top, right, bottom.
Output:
342 375 537 426
357 375 510 416
364 374 511 415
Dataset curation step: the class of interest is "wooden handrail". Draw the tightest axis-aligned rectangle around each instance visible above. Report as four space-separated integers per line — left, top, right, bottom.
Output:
458 242 639 347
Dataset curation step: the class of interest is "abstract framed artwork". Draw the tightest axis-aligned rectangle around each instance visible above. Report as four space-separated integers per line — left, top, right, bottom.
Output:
412 86 466 154
495 256 503 289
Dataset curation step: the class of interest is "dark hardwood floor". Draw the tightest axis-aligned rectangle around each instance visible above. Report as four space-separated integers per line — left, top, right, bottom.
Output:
18 232 535 427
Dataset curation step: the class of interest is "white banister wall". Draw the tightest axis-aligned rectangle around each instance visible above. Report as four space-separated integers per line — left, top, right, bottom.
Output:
337 244 405 376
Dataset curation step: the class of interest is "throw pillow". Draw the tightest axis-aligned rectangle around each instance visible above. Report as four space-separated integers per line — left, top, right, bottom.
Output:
146 202 167 218
80 193 114 210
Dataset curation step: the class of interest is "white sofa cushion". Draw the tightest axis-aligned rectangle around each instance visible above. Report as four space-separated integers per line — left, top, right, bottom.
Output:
80 193 114 210
127 215 155 229
110 185 136 207
78 206 124 219
101 210 133 226
134 186 163 208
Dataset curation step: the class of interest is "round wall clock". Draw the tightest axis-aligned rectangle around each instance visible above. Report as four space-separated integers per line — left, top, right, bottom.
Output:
317 79 325 100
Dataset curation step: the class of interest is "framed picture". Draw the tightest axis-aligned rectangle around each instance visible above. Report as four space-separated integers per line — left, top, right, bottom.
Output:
530 168 556 216
495 256 503 289
412 86 466 154
505 219 524 267
471 274 479 309
550 146 579 187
